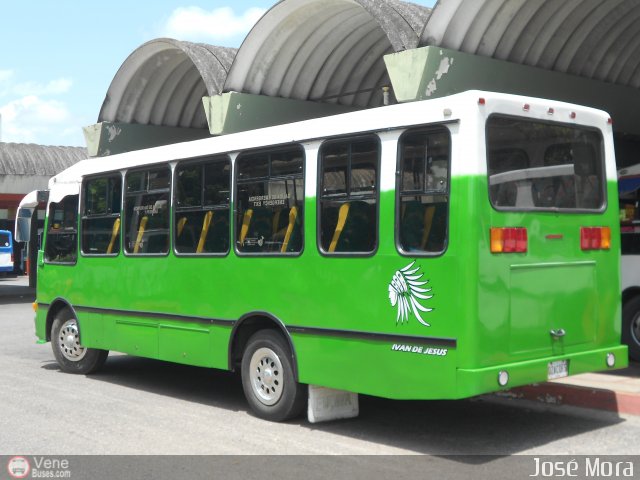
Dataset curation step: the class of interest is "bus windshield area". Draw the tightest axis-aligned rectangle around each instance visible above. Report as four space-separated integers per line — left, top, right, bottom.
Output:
486 116 605 211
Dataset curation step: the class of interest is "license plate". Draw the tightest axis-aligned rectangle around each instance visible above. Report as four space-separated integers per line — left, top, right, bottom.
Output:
548 360 569 380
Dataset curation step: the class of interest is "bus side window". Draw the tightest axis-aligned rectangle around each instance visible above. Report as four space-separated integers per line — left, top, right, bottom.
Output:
235 146 304 255
82 175 122 255
319 136 379 254
124 167 171 255
397 127 450 255
45 195 79 264
174 157 231 255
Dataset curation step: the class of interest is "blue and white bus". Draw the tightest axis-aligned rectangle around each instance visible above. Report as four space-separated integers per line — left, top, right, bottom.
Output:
0 230 13 274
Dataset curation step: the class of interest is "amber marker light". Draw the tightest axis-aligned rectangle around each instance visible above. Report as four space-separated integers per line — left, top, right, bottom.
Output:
490 227 527 253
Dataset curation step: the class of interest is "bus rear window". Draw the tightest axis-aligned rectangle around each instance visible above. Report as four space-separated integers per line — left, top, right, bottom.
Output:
487 116 605 211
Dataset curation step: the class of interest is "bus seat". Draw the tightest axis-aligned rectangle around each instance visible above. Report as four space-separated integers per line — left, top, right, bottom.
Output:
239 209 254 245
207 214 230 253
329 203 350 253
106 218 121 254
424 202 447 251
336 201 373 252
196 211 214 253
421 206 436 250
400 201 424 251
281 207 298 253
272 208 290 235
133 216 148 253
176 217 187 238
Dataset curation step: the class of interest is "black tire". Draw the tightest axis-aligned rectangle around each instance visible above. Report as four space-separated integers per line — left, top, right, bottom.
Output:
51 309 109 374
622 296 640 362
241 330 306 421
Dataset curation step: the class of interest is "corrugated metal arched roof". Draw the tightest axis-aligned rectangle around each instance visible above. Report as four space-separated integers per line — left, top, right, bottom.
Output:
421 0 640 87
99 39 236 128
224 0 431 108
0 143 87 176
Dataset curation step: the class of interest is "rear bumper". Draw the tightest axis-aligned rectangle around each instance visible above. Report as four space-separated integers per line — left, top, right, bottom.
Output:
457 345 629 398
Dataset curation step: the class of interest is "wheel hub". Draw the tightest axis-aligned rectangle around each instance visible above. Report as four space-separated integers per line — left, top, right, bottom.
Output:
249 347 284 406
57 319 87 362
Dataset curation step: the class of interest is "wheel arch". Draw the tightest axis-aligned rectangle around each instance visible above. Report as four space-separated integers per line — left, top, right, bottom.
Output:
45 298 79 342
228 311 299 382
622 287 640 306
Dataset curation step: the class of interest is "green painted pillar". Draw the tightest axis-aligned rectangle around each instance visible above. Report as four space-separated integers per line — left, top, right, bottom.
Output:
384 46 640 136
203 92 356 136
83 122 210 157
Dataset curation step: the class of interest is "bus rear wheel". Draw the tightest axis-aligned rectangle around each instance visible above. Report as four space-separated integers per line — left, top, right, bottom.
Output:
622 296 640 362
51 310 109 374
241 330 306 422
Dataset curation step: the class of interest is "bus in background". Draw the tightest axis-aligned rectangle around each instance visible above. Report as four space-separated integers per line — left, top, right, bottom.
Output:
618 165 640 361
0 230 13 275
17 91 627 422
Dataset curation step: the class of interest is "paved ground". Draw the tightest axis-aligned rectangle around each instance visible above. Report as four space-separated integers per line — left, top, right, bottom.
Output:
1 276 640 457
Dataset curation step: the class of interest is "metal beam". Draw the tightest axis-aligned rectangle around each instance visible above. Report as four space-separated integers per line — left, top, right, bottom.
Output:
384 46 640 136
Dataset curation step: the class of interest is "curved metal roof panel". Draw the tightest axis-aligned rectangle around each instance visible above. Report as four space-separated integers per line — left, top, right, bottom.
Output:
99 38 236 128
224 0 431 108
0 143 87 176
421 0 640 88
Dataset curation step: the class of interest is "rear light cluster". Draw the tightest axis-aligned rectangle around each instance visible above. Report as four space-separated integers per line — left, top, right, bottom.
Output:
490 227 527 253
580 227 611 251
490 226 611 253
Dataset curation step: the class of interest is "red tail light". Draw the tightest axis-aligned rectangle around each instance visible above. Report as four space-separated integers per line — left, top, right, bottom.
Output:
491 227 527 253
580 227 611 250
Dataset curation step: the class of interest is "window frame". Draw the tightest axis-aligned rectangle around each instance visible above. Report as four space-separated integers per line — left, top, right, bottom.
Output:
123 163 173 258
44 194 79 266
233 144 306 257
172 154 232 258
485 114 608 214
394 125 452 258
80 171 124 258
316 133 381 258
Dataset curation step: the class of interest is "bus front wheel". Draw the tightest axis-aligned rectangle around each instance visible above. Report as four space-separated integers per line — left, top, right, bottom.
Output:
51 310 109 374
241 330 306 422
622 296 640 362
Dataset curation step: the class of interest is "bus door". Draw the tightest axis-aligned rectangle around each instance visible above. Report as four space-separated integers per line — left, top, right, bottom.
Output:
0 230 14 274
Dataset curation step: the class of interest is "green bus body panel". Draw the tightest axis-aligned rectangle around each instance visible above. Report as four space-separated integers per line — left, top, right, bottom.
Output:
34 173 627 400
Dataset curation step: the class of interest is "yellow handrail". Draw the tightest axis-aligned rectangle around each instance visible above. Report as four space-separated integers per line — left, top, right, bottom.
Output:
239 209 253 245
328 203 350 253
280 207 298 253
106 218 121 254
196 211 214 253
133 216 148 253
176 217 187 237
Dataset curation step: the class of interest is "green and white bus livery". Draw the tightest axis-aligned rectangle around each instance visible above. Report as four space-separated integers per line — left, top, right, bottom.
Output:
19 90 627 421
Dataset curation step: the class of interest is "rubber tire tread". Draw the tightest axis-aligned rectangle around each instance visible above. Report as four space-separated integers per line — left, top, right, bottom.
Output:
241 329 306 422
51 309 109 374
622 296 640 362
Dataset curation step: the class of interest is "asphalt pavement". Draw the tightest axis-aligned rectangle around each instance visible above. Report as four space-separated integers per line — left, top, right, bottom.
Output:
2 273 639 419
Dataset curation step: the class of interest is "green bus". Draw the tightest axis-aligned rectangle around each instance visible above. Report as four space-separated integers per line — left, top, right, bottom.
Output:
17 90 627 421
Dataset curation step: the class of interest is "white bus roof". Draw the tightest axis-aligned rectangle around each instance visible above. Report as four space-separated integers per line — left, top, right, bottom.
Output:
48 90 613 198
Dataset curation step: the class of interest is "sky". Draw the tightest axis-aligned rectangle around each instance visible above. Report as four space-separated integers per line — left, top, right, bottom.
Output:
0 0 436 148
